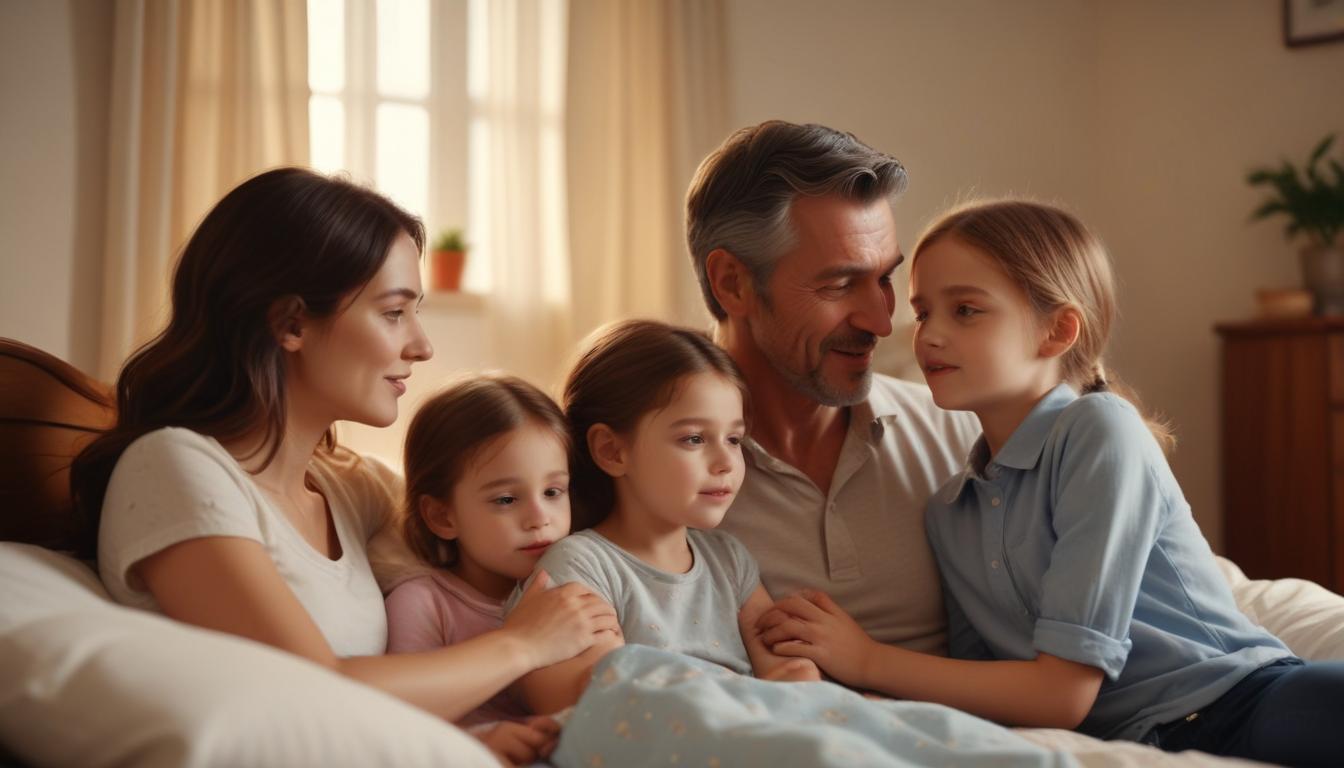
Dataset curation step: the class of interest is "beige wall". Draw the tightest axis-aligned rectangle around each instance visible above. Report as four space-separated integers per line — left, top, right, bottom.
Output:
7 1 1344 540
725 0 1344 549
0 0 113 373
1089 1 1344 550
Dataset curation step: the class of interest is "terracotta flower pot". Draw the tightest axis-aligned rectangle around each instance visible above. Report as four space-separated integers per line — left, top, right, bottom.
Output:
1300 244 1344 315
430 249 467 292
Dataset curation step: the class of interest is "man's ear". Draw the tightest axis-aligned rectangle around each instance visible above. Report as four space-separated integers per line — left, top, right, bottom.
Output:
419 494 458 541
705 248 756 318
1039 305 1082 359
269 295 308 352
587 423 628 478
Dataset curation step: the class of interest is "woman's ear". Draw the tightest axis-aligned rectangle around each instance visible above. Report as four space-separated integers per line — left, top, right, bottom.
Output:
705 248 756 318
268 295 308 352
1039 305 1082 359
419 495 458 541
587 423 628 478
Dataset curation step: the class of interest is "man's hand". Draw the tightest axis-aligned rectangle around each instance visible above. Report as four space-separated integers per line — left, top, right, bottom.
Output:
759 657 822 682
474 716 561 767
756 589 877 688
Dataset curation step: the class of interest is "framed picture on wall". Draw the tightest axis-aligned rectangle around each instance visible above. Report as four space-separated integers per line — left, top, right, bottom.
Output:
1284 0 1344 47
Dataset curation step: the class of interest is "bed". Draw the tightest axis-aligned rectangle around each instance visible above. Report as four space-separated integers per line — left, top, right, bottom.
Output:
3 337 1341 767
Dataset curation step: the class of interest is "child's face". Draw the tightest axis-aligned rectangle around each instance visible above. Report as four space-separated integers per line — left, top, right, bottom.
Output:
908 235 1055 414
436 421 571 592
621 372 746 531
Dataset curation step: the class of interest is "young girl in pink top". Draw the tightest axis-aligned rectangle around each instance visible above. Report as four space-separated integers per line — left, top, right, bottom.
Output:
383 374 618 766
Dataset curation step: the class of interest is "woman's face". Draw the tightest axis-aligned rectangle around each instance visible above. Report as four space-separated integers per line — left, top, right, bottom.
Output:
288 232 434 428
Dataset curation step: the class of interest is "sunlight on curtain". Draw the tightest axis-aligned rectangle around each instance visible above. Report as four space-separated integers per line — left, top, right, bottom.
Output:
565 0 729 343
470 0 572 388
99 0 309 380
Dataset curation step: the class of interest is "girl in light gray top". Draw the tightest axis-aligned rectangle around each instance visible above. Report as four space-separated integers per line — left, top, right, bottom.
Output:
507 320 821 714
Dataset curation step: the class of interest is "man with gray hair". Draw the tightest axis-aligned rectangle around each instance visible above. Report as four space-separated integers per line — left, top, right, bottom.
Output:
688 120 979 654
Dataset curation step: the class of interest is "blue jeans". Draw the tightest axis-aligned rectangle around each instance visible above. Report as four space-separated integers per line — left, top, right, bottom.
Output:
1141 658 1344 767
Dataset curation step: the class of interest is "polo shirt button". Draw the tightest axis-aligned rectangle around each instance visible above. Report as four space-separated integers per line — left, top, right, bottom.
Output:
991 497 1001 507
991 560 1000 569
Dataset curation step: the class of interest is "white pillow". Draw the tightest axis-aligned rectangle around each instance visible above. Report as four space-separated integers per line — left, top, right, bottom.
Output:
0 543 498 768
1217 555 1344 662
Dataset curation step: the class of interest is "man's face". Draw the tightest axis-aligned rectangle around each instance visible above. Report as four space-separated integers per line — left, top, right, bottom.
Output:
747 195 902 406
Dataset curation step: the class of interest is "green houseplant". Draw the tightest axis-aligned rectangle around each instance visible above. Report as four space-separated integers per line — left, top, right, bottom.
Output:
1247 134 1344 314
429 229 469 292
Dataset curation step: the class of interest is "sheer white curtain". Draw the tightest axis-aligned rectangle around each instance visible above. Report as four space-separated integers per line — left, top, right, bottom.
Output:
470 0 573 388
99 0 309 379
565 0 730 341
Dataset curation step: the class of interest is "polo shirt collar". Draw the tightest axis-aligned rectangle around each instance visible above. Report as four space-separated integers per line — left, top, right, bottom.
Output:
743 381 895 468
942 383 1078 502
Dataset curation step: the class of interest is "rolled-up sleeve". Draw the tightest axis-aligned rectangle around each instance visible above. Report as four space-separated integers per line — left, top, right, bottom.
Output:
1032 398 1170 679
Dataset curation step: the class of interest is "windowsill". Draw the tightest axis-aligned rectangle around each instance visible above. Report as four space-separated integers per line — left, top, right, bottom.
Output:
421 290 485 314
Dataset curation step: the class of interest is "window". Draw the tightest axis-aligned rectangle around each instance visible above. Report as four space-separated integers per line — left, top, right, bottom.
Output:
307 0 479 290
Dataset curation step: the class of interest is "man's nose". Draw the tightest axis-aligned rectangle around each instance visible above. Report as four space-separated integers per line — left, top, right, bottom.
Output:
851 282 894 338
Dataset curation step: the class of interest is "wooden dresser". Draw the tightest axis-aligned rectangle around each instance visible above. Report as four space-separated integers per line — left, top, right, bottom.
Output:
1216 316 1344 593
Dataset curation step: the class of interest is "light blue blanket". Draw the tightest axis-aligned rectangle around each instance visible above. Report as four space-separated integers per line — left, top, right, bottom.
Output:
553 645 1077 767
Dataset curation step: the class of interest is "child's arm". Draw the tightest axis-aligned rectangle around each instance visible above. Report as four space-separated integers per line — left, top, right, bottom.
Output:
384 572 616 722
738 585 821 681
758 590 1103 728
514 624 625 714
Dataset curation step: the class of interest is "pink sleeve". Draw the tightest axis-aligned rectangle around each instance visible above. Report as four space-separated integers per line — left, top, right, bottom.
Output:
384 578 452 653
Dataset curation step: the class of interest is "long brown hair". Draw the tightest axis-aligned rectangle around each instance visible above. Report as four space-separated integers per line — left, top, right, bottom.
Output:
70 167 423 557
913 199 1175 453
563 319 751 531
401 374 570 569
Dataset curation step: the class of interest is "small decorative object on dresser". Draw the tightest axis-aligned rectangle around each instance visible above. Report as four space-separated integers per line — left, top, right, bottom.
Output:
1216 316 1344 593
1247 133 1344 315
429 228 469 292
1255 287 1315 319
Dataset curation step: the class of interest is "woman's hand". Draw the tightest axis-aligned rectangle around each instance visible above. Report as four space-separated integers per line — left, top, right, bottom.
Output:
501 570 621 670
756 589 877 688
474 716 561 767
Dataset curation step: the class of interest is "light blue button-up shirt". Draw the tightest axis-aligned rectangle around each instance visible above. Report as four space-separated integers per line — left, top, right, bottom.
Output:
925 384 1290 741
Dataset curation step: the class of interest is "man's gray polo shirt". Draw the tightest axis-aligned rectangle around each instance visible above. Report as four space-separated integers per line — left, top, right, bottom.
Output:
718 374 979 655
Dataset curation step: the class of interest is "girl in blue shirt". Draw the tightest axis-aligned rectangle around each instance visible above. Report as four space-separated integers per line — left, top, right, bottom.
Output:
758 199 1344 765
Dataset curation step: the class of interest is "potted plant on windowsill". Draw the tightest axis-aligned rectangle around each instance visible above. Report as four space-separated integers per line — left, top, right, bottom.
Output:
429 229 469 293
1247 133 1344 315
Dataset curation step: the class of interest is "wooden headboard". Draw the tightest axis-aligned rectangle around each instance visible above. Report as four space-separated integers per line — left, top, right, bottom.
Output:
0 338 114 554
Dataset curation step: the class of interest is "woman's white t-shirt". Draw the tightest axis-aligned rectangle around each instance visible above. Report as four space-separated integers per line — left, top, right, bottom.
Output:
98 427 399 657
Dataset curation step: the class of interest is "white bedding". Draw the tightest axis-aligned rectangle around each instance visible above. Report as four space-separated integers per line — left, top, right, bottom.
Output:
2 541 1340 768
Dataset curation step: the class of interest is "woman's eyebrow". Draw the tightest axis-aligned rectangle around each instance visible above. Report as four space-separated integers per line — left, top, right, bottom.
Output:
373 287 422 302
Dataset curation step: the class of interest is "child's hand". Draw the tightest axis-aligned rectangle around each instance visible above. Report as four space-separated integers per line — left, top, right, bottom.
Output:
756 589 876 688
474 716 561 767
760 657 822 683
503 570 621 669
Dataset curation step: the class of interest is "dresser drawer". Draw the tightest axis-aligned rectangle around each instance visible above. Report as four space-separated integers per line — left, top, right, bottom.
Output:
1332 333 1344 404
1337 410 1344 471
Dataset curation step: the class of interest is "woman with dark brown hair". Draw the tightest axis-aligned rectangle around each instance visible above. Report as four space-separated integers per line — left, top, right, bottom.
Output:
71 168 615 763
